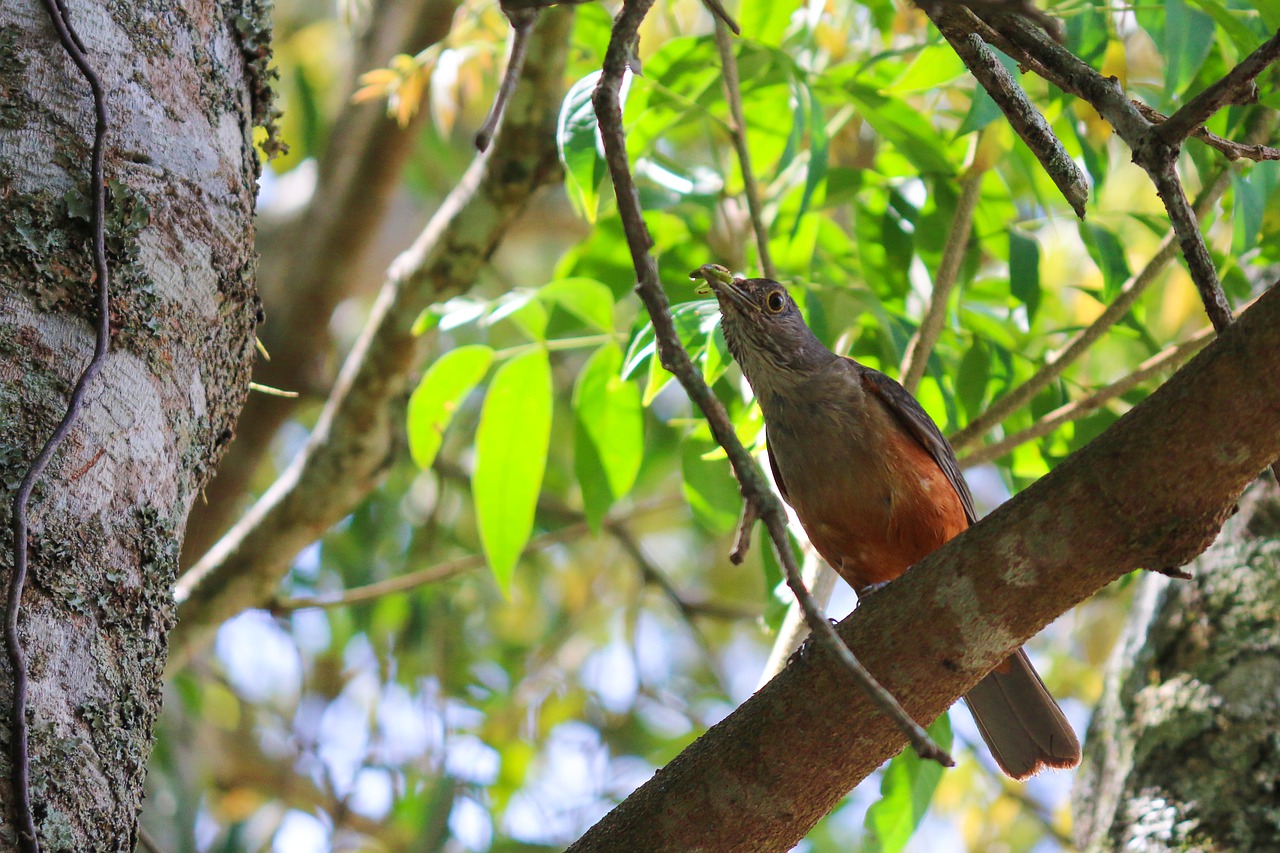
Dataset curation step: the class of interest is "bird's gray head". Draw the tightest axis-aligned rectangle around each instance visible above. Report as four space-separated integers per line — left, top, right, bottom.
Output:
691 266 837 392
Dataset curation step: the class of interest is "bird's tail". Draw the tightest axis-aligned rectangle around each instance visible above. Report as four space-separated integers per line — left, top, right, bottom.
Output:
964 648 1081 779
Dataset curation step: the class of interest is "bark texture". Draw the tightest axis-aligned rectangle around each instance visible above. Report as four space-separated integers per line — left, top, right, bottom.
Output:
0 0 259 847
1074 479 1280 851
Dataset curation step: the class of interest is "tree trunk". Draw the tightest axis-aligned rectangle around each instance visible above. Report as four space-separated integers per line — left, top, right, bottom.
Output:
0 0 260 847
1073 478 1280 852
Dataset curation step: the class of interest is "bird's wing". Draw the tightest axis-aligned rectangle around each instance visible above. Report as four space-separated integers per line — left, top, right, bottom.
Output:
767 445 790 502
856 362 978 525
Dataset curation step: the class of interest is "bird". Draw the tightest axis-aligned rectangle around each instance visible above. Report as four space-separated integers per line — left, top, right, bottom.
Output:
694 265 1081 779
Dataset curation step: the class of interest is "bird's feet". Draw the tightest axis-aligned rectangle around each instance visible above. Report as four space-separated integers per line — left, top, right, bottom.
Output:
787 618 840 667
857 580 892 602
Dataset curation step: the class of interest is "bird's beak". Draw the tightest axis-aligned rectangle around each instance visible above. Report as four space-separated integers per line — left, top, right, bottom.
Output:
690 264 752 312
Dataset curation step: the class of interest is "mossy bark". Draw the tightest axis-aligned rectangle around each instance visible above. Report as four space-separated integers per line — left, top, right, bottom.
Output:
1074 479 1280 852
0 1 260 848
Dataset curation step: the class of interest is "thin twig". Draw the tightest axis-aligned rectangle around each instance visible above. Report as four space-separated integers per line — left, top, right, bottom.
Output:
274 498 691 612
929 17 1087 218
475 6 539 151
435 462 749 621
1150 165 1233 333
713 22 774 279
900 166 985 394
730 499 760 564
274 523 587 610
960 326 1215 466
7 3 112 850
949 170 1231 451
592 0 950 767
607 522 758 622
1156 30 1280 146
135 826 165 853
1135 103 1280 162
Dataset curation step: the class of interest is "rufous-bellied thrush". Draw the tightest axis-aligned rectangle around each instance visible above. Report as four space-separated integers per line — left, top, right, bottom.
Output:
698 266 1080 779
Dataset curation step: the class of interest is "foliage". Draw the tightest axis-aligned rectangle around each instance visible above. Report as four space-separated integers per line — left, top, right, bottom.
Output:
148 1 1280 851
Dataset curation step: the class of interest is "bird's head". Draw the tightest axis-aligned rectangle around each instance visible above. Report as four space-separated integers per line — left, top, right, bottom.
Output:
691 264 835 391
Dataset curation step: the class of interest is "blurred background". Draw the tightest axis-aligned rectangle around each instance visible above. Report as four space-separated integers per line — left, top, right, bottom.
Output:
148 0 1280 850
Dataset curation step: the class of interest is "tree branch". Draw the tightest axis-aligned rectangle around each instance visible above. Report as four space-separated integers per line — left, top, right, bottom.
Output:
182 0 461 564
928 14 1087 218
1136 103 1280 162
167 8 574 672
900 165 984 394
960 323 1215 467
974 10 1272 335
567 279 1280 853
592 1 950 768
713 22 775 279
949 169 1232 451
1150 164 1233 332
1155 30 1280 146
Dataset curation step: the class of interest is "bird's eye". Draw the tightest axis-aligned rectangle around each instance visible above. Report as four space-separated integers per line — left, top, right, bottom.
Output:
765 290 786 313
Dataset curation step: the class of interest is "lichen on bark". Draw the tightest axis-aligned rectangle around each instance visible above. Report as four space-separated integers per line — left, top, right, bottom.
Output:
1074 479 1280 851
0 0 262 847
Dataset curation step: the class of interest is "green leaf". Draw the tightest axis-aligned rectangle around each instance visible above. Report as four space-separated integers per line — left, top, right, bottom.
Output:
1232 163 1278 254
885 43 967 94
680 438 741 534
485 290 547 340
740 0 795 43
574 419 614 532
1160 0 1216 100
539 277 616 332
574 345 644 502
1188 0 1266 54
643 352 674 406
845 83 954 174
473 348 553 591
956 338 990 421
406 345 495 470
1008 230 1041 323
1079 222 1131 300
1257 0 1280 29
865 714 953 853
702 323 730 385
792 82 828 239
558 72 608 222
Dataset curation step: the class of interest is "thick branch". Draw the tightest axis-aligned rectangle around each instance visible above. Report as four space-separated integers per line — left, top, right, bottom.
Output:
568 280 1280 853
167 9 573 671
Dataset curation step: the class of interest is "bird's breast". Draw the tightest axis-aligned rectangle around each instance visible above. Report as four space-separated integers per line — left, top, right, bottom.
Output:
764 392 967 591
